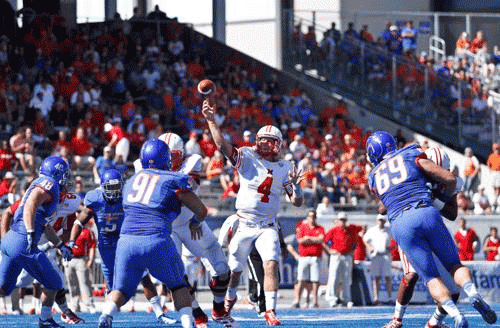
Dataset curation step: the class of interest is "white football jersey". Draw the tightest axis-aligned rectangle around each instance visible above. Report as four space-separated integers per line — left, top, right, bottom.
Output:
40 192 82 244
235 147 292 221
172 154 203 228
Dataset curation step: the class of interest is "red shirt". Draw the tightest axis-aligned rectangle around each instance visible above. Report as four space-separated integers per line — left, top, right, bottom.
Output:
108 125 127 142
199 139 217 158
353 234 366 261
0 179 11 197
9 199 21 215
296 222 325 257
324 225 359 254
390 239 400 261
70 136 92 156
72 228 96 258
454 228 477 261
485 237 500 261
0 149 14 171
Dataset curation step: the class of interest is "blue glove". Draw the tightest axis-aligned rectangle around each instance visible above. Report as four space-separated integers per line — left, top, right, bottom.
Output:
26 232 36 254
56 241 73 261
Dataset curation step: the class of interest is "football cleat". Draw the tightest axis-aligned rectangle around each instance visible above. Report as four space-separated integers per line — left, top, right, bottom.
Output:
39 318 65 328
470 295 497 324
383 318 402 328
98 314 113 328
157 312 177 325
212 307 236 327
425 321 451 328
224 296 237 314
61 309 85 324
264 309 281 326
193 308 208 328
454 315 468 328
0 306 7 315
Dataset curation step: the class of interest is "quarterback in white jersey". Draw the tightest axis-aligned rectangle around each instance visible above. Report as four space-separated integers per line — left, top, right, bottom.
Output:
134 132 233 328
202 99 303 326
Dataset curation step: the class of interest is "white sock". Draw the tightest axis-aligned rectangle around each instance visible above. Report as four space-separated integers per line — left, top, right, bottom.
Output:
160 295 168 307
40 306 52 321
264 291 278 311
441 299 461 319
102 301 118 317
0 296 5 308
149 296 163 317
393 301 407 319
227 288 237 300
428 307 446 325
33 297 40 310
462 281 478 298
179 306 194 328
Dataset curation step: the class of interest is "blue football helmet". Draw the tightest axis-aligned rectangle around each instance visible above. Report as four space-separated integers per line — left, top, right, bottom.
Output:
39 156 70 187
365 131 397 165
101 169 123 201
140 138 171 170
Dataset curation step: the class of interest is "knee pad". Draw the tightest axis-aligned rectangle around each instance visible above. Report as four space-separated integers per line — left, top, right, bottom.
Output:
209 273 230 295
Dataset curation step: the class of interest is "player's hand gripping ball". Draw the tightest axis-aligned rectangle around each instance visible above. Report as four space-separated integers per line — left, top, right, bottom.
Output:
197 79 215 95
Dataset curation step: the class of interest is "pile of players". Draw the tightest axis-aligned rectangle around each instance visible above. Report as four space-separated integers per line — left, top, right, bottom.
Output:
0 98 304 328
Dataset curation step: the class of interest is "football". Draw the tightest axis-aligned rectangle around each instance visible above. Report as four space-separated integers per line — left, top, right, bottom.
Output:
197 79 215 95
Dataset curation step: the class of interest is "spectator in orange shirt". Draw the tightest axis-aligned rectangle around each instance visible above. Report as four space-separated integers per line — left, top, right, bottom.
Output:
52 131 71 155
483 227 500 261
487 143 500 204
70 127 95 170
455 32 471 57
206 150 225 185
462 147 480 197
359 24 374 43
453 218 479 261
470 30 487 54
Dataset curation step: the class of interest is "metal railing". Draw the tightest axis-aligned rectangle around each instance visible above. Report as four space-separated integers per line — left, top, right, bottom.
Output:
282 11 496 161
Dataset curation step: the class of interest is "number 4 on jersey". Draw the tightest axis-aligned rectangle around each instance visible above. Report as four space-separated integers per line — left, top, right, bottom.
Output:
257 176 273 203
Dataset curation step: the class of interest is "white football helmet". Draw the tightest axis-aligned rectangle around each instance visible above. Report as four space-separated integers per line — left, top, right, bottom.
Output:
425 146 450 170
256 125 282 157
159 133 184 171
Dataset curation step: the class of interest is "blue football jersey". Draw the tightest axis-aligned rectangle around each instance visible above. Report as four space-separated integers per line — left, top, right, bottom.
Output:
10 176 60 243
121 169 192 236
368 144 432 221
84 188 124 247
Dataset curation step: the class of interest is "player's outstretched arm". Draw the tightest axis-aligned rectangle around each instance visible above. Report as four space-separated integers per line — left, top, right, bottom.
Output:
202 99 233 160
69 205 94 246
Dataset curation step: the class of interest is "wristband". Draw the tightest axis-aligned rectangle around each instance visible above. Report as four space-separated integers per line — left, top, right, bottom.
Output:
74 220 83 227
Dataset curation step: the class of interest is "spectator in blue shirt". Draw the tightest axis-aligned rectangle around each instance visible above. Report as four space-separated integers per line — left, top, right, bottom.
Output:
401 21 418 54
381 20 394 43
